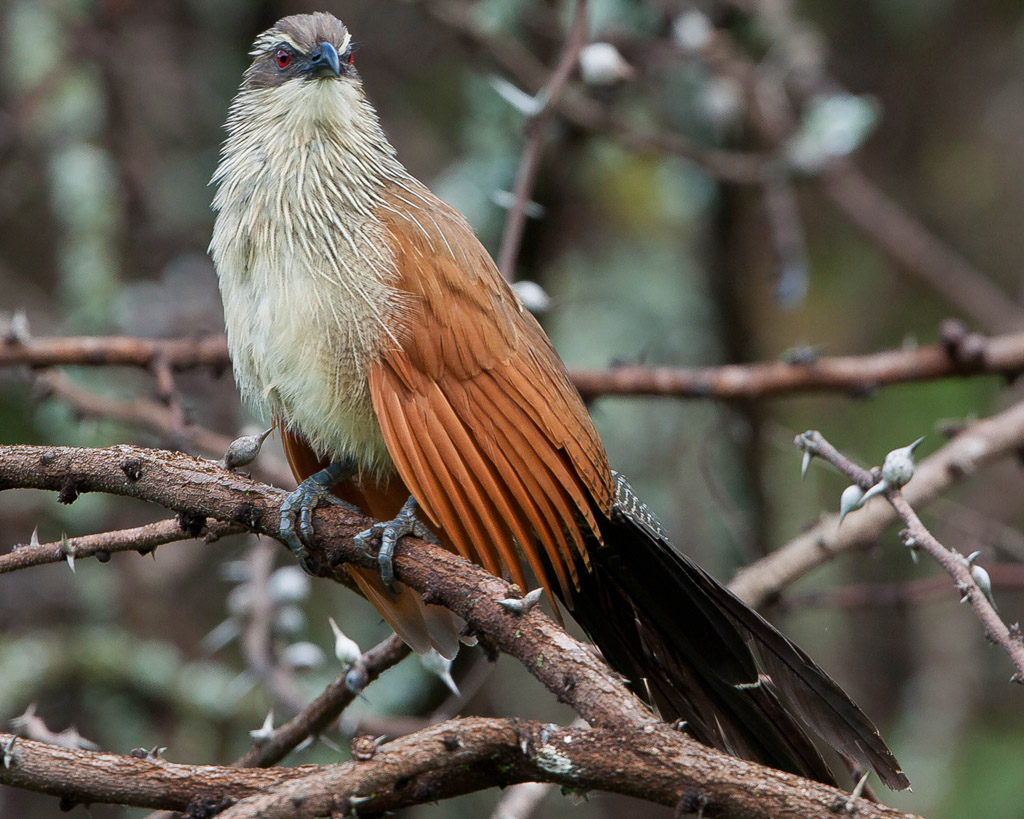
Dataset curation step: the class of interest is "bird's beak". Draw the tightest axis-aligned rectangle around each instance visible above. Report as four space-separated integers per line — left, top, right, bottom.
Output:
307 41 341 78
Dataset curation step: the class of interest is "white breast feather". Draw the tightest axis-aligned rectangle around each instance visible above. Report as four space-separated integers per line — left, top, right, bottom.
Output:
210 78 411 474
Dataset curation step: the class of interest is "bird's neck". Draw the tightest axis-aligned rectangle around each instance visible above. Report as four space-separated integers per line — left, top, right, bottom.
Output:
212 79 405 218
209 79 420 474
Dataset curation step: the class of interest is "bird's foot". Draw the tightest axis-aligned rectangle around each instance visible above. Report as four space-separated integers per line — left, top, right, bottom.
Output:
354 495 436 590
280 460 358 571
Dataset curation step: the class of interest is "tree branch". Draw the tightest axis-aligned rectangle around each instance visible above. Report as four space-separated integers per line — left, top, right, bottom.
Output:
32 370 295 487
0 443 657 730
496 0 589 278
821 162 1024 333
0 718 923 819
730 398 1024 607
792 430 1024 682
409 0 769 184
0 334 229 369
236 635 410 769
0 516 242 575
5 328 1024 400
0 444 919 815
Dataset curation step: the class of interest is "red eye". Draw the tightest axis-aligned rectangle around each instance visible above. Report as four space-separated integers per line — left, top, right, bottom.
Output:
346 50 354 67
275 49 291 69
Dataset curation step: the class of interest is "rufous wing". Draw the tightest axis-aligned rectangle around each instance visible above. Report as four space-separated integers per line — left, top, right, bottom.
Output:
369 184 614 608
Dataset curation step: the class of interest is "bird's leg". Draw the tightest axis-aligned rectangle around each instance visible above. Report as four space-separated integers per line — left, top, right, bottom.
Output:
280 459 360 569
354 495 437 590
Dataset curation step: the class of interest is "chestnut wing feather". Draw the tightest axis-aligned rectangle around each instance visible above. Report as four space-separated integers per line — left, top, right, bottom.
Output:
370 186 613 604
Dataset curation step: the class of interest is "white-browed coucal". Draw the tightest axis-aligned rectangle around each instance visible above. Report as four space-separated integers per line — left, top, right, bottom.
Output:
210 12 908 790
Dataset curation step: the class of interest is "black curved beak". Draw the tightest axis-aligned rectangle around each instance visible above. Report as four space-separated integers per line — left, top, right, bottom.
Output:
308 41 341 78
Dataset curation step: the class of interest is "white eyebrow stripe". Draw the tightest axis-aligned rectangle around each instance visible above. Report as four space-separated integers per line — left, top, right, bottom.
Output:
250 32 304 56
250 29 351 58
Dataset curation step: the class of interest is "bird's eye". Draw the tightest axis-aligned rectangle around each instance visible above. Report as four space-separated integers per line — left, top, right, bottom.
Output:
346 50 354 67
275 49 291 69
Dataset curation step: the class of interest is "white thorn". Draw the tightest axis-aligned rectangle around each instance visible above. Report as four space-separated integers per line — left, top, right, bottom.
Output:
2 737 16 769
61 534 76 574
489 76 544 116
8 309 30 344
249 711 274 743
860 479 888 505
222 427 273 470
881 436 925 488
578 42 634 86
282 641 325 671
329 617 362 667
844 770 871 811
965 552 997 611
838 484 865 525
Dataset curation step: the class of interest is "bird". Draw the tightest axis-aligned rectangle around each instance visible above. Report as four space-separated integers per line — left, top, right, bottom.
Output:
209 12 908 790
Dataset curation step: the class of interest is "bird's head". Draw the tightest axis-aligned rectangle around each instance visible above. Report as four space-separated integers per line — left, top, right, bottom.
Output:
224 12 389 151
243 12 357 90
214 12 402 212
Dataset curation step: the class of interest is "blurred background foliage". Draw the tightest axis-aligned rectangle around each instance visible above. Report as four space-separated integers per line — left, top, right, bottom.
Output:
1 0 1024 817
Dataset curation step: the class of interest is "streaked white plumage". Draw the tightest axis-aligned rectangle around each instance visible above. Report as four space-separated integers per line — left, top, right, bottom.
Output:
211 74 416 473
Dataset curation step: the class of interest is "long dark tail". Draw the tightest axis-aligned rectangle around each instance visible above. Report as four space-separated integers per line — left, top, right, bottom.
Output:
561 473 909 790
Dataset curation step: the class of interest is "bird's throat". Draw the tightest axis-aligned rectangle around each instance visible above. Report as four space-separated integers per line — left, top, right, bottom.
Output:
210 79 411 475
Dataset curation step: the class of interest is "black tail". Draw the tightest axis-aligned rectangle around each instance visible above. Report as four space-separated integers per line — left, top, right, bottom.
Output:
561 473 909 790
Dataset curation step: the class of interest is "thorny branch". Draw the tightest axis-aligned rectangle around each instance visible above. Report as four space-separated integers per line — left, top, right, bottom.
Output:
0 718 925 819
0 443 657 728
236 634 410 768
0 444 925 817
790 430 1024 683
0 516 243 575
239 540 308 714
730 398 1024 607
410 0 769 185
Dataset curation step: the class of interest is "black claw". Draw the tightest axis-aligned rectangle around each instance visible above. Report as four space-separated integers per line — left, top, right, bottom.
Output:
279 460 357 571
378 547 395 589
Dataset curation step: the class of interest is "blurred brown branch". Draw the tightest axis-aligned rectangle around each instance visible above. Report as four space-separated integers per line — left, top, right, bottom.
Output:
0 334 228 369
5 326 1024 401
411 0 1024 330
410 0 769 184
781 564 1024 612
821 162 1024 333
497 0 589 278
575 324 1024 399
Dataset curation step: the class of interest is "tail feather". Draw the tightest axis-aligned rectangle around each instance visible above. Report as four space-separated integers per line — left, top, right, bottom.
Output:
562 473 909 790
349 566 460 659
